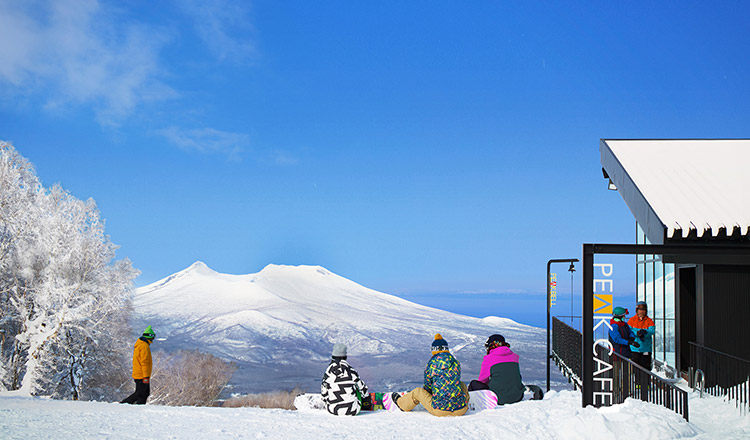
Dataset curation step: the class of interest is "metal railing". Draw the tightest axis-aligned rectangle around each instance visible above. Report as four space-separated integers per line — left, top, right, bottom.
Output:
689 342 750 414
552 318 689 420
551 317 582 389
609 349 689 421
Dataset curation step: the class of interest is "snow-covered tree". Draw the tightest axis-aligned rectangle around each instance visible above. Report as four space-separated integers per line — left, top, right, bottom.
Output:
0 141 138 400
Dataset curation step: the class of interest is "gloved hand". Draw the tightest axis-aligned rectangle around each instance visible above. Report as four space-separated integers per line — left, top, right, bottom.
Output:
142 377 149 384
637 329 647 338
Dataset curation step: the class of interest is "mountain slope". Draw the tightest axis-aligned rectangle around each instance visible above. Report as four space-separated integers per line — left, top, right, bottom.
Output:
134 262 559 393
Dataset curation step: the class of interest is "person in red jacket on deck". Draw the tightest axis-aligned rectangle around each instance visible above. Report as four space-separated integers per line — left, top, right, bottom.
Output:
628 301 656 399
628 301 656 372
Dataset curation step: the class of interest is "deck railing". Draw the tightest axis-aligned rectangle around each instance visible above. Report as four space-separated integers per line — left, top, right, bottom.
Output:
610 350 689 421
689 342 750 414
551 317 582 389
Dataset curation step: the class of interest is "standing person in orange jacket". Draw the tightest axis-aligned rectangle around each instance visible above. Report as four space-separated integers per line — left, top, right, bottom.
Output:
628 302 655 372
628 302 655 399
121 326 155 404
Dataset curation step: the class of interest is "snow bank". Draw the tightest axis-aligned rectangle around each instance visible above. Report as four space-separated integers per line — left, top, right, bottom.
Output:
0 391 704 440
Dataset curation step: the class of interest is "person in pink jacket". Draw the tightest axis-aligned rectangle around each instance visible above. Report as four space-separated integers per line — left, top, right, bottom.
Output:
469 334 542 404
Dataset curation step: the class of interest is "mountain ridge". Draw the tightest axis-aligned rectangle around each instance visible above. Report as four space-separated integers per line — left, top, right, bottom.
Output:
133 262 557 393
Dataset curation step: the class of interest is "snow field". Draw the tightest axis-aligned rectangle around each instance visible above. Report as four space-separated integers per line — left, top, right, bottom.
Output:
0 391 702 440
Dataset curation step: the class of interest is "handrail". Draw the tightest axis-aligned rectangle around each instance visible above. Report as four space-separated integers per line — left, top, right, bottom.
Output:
689 341 749 414
610 350 689 421
688 342 750 364
694 369 705 398
610 350 684 387
551 317 583 389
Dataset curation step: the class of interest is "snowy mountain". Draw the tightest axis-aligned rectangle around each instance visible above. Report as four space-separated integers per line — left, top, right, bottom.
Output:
134 262 561 394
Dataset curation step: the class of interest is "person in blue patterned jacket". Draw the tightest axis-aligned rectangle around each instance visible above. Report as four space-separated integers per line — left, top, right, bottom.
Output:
391 334 469 416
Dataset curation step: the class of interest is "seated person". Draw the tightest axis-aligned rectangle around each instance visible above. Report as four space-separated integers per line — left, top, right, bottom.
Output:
391 334 469 417
321 343 369 415
469 334 526 404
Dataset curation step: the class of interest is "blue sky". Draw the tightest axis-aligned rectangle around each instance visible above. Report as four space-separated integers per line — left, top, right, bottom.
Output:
1 1 749 322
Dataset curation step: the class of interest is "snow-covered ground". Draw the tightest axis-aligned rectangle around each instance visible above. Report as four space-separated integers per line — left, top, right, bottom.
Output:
2 389 746 439
134 262 567 393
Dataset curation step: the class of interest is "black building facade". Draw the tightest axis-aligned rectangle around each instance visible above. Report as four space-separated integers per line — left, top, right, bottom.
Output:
600 139 750 375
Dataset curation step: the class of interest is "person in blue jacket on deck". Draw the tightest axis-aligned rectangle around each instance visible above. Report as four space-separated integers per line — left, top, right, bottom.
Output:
608 306 639 358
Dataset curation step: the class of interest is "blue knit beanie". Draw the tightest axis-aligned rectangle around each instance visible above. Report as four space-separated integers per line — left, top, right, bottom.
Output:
431 333 449 354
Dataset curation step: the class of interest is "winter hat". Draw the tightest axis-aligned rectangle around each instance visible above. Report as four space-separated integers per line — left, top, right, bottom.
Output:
485 334 506 350
612 307 628 318
142 325 155 339
636 301 648 310
332 343 347 357
431 334 449 355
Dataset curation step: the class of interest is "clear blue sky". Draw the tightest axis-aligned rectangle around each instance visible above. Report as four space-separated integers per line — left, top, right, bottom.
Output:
1 2 749 309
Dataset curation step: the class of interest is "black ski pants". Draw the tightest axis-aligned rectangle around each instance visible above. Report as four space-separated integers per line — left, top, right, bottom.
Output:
121 379 150 404
630 352 652 400
467 380 489 391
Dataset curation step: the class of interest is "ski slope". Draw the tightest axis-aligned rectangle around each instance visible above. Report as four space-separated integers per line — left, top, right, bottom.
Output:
134 262 564 393
3 389 747 439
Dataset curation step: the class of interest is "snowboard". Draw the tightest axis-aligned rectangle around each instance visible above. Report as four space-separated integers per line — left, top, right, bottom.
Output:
468 389 498 411
467 385 544 411
366 391 405 411
293 391 406 412
293 386 543 413
371 390 500 412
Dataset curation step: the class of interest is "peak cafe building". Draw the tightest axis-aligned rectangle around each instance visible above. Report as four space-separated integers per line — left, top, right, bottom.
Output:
579 139 750 411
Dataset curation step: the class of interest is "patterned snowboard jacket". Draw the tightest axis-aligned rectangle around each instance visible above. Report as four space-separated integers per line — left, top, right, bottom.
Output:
321 359 368 416
424 352 466 412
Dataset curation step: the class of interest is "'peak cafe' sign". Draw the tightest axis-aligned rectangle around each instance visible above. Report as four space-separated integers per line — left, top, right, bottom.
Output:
592 263 614 406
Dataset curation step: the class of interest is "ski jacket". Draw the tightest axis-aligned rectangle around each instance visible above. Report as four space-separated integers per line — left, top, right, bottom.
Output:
478 346 525 405
132 338 152 379
478 346 519 383
628 315 656 353
321 359 368 416
608 318 636 358
424 352 466 412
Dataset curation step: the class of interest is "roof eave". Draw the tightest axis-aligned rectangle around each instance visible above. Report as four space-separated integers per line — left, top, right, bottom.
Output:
600 139 667 244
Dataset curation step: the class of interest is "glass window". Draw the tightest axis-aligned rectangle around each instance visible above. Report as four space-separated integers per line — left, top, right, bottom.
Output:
637 261 645 303
665 319 675 367
654 318 664 362
665 264 675 320
655 262 664 319
646 260 654 311
636 223 645 261
654 262 663 359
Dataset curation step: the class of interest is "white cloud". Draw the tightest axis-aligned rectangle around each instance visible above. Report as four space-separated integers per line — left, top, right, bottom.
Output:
269 150 299 166
0 0 174 125
178 0 256 63
156 126 249 159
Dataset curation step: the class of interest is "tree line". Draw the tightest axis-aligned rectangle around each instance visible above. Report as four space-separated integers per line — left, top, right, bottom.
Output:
0 142 138 400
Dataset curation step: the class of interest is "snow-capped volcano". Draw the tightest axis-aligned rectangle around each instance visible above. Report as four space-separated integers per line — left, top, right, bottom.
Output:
134 262 558 394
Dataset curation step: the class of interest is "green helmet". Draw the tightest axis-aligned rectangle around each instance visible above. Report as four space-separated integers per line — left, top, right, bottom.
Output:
613 307 628 318
142 325 156 339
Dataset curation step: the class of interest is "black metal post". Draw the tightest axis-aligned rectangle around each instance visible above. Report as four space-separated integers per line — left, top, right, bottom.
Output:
547 258 578 392
582 244 594 407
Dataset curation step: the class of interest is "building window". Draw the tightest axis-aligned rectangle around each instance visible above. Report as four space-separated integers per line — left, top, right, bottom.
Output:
635 222 676 369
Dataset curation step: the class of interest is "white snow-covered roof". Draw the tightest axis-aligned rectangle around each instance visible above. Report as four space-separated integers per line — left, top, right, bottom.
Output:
600 139 750 243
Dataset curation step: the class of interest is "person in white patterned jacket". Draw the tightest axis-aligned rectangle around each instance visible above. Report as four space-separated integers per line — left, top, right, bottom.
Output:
321 343 369 415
